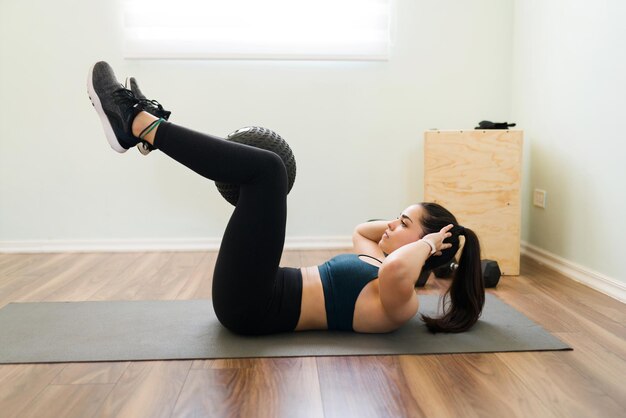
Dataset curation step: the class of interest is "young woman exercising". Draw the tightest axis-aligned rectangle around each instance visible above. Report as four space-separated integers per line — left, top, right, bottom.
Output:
87 61 485 336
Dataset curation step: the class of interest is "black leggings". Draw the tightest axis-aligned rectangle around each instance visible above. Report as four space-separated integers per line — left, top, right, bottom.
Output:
154 122 302 335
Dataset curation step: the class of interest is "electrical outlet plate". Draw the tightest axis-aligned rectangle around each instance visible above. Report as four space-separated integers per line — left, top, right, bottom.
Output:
533 189 546 208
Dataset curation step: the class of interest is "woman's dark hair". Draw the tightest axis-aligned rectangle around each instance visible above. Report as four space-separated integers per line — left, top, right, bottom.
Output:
418 202 485 333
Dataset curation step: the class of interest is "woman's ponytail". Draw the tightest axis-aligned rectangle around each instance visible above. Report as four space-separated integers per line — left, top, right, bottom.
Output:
421 227 485 333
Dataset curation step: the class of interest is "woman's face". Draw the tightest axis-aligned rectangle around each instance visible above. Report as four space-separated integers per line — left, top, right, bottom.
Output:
378 204 426 254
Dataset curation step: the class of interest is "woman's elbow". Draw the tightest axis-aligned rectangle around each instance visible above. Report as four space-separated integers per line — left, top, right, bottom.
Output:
351 229 363 246
353 223 368 236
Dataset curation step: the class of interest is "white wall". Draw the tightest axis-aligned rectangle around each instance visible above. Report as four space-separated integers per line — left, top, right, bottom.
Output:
512 0 626 284
0 0 514 246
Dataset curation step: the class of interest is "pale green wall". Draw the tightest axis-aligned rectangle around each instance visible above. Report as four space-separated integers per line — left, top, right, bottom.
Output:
512 0 626 283
0 0 514 242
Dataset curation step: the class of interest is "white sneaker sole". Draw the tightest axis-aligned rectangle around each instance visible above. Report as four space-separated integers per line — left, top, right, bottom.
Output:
87 64 127 153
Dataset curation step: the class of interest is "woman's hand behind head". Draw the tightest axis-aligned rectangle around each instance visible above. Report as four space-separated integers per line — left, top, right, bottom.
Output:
421 224 454 256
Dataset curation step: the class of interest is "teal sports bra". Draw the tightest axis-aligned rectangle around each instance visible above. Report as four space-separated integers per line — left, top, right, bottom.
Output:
318 253 381 331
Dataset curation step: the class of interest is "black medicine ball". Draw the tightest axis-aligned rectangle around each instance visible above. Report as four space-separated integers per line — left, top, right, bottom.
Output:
215 126 297 206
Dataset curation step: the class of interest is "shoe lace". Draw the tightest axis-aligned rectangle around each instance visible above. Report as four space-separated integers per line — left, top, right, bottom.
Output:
112 86 140 106
114 85 170 119
138 98 165 112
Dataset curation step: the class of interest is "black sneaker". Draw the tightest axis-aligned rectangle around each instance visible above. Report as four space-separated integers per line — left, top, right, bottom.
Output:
87 61 142 153
125 77 171 155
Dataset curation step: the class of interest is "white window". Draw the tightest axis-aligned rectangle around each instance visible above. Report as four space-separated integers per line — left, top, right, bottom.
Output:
122 0 391 60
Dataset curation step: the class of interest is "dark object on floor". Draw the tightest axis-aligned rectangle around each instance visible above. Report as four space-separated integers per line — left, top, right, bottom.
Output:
481 259 501 288
216 127 297 205
475 120 516 129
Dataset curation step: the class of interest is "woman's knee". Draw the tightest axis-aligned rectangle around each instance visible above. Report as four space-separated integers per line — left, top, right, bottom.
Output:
258 151 288 187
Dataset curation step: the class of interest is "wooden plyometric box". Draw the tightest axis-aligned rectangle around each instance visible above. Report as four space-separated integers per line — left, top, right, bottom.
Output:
424 130 523 275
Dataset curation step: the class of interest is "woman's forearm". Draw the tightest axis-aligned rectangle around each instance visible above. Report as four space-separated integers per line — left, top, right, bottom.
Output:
354 220 389 242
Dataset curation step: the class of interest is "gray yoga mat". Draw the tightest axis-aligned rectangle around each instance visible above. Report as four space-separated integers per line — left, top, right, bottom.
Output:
0 294 570 364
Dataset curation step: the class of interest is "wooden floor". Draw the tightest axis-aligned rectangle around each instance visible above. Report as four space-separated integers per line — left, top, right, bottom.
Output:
0 250 624 418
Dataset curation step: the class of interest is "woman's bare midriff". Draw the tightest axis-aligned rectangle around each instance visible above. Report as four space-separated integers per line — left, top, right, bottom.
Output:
294 266 328 331
294 264 413 333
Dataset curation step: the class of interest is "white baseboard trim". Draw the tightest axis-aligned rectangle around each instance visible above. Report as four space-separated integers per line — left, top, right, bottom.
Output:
521 241 626 303
0 236 353 253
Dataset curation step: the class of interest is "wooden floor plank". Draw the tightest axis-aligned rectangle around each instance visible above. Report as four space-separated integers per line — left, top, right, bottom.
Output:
3 253 106 300
88 252 175 301
0 253 61 280
133 251 206 300
0 253 105 308
44 253 142 302
402 354 556 418
16 383 114 418
397 355 464 418
52 362 131 385
93 360 191 418
553 332 626 409
523 258 626 334
175 251 217 300
316 356 421 418
524 258 626 314
0 364 66 418
496 351 625 417
173 358 324 418
280 250 302 268
191 358 260 370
